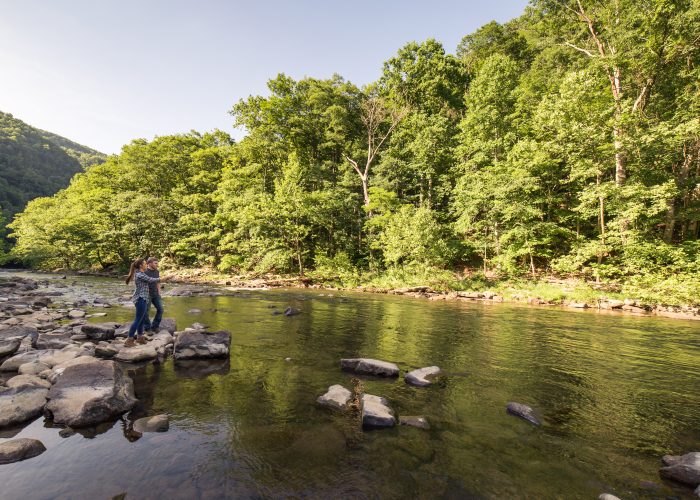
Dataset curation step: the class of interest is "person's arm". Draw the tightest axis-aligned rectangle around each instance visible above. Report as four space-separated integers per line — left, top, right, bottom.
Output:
137 272 161 283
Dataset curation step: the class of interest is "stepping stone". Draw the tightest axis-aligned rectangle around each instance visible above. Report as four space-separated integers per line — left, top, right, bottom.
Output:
405 366 441 387
340 358 399 377
361 394 396 428
317 384 352 410
506 402 541 426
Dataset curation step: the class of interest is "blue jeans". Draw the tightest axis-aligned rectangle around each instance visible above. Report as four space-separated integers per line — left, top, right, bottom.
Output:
128 298 149 338
142 295 163 331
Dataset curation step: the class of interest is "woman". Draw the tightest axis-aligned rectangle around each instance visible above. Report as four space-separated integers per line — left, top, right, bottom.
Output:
125 258 162 347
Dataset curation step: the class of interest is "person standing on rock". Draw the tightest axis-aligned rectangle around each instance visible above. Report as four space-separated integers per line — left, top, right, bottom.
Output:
142 257 163 333
125 258 161 347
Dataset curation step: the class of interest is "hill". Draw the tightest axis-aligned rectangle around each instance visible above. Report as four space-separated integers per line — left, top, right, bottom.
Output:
0 111 106 219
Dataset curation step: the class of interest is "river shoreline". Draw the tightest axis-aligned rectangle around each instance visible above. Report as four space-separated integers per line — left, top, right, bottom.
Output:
31 267 700 322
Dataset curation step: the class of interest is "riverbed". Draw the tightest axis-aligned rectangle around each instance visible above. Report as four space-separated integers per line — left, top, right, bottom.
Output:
0 271 698 499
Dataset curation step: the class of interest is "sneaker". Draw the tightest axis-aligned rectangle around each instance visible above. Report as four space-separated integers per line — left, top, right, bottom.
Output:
124 338 136 347
136 336 148 345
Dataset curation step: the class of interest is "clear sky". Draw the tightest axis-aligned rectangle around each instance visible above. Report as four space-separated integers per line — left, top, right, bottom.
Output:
1 0 529 154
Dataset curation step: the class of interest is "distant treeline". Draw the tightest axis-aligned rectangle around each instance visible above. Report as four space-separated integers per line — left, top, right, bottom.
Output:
8 1 700 293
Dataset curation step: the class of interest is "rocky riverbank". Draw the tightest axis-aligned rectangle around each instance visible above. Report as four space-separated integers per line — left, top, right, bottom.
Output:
0 274 231 464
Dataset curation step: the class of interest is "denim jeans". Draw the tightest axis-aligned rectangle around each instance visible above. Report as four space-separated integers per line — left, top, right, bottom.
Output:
128 297 149 338
142 295 164 331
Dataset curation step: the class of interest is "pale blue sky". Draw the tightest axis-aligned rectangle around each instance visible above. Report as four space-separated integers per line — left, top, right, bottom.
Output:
1 0 528 154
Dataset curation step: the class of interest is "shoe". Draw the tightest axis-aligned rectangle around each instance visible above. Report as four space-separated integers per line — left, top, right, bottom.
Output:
124 338 136 347
136 336 148 345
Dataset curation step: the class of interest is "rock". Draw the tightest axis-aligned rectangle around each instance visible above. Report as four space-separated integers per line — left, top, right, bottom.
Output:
0 325 38 349
133 414 169 433
68 309 85 319
58 427 76 438
361 394 396 428
35 333 72 350
0 337 21 358
660 452 700 486
0 438 46 464
1 350 56 372
187 322 208 331
567 301 589 309
114 344 157 363
457 291 484 299
405 366 441 387
285 357 292 362
187 308 202 314
95 342 120 358
340 358 399 377
173 330 231 360
45 359 136 427
317 385 352 410
284 307 301 316
598 494 621 500
80 323 115 341
6 374 51 389
506 402 541 426
18 362 50 376
399 416 430 429
695 484 700 497
159 318 177 334
0 385 48 427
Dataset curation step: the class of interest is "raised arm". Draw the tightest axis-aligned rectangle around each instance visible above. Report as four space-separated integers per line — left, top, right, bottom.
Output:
136 271 161 283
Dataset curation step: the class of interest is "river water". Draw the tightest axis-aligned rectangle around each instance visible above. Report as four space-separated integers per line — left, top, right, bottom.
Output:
0 273 698 499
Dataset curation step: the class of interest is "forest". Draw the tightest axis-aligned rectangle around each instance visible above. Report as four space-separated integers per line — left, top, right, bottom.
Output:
7 1 700 304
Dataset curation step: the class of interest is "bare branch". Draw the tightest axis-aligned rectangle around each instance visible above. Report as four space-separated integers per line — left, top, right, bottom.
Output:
563 41 596 58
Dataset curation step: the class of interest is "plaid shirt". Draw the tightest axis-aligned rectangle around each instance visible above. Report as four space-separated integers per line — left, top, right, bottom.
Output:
132 271 160 303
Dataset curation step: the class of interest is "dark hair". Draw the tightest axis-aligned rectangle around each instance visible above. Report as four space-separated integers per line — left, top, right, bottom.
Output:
147 256 159 264
125 258 145 284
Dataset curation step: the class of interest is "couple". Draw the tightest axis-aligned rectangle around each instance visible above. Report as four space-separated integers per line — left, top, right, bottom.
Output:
124 257 164 348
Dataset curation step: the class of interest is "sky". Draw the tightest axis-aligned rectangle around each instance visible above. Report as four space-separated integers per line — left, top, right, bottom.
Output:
0 0 529 154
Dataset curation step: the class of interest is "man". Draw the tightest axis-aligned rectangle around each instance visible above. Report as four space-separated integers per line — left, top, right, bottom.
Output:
142 257 164 333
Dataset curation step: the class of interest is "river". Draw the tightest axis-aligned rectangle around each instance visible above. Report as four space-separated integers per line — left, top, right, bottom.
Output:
0 272 698 499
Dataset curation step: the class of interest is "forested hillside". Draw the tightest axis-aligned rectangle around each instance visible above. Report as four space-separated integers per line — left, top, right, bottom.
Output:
9 1 700 303
0 111 105 218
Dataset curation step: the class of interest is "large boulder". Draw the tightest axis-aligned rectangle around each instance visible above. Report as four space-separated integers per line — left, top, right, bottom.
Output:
405 366 441 387
340 358 399 377
660 452 700 486
361 394 396 428
173 330 231 360
80 323 116 341
0 385 48 427
45 359 136 427
6 374 51 389
317 384 352 411
0 438 46 464
18 361 50 376
506 402 542 426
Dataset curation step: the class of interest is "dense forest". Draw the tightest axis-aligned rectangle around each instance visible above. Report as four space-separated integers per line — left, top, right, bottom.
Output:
0 111 105 219
8 1 700 302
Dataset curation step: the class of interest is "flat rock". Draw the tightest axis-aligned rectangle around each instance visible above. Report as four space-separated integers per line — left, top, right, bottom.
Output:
187 322 208 331
361 394 396 428
1 350 56 372
568 301 589 309
660 452 700 486
340 358 399 377
187 308 202 314
80 323 115 341
506 402 541 426
18 362 50 376
399 415 430 429
6 374 51 389
68 309 86 319
598 494 621 500
0 438 46 464
405 366 441 387
133 414 169 433
0 385 49 427
95 342 120 358
45 359 135 427
174 330 231 360
317 384 352 410
114 344 157 363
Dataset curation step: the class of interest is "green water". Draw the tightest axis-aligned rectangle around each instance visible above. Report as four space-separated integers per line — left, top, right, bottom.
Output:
0 275 698 499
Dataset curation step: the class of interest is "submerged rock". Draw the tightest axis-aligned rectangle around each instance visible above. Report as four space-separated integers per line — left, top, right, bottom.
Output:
0 385 48 427
317 384 352 411
0 438 46 464
660 452 700 487
187 308 201 314
173 330 231 360
405 366 441 387
133 414 169 433
340 358 399 377
361 394 396 428
284 307 301 317
399 416 430 429
45 359 136 427
174 359 230 379
506 402 541 426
